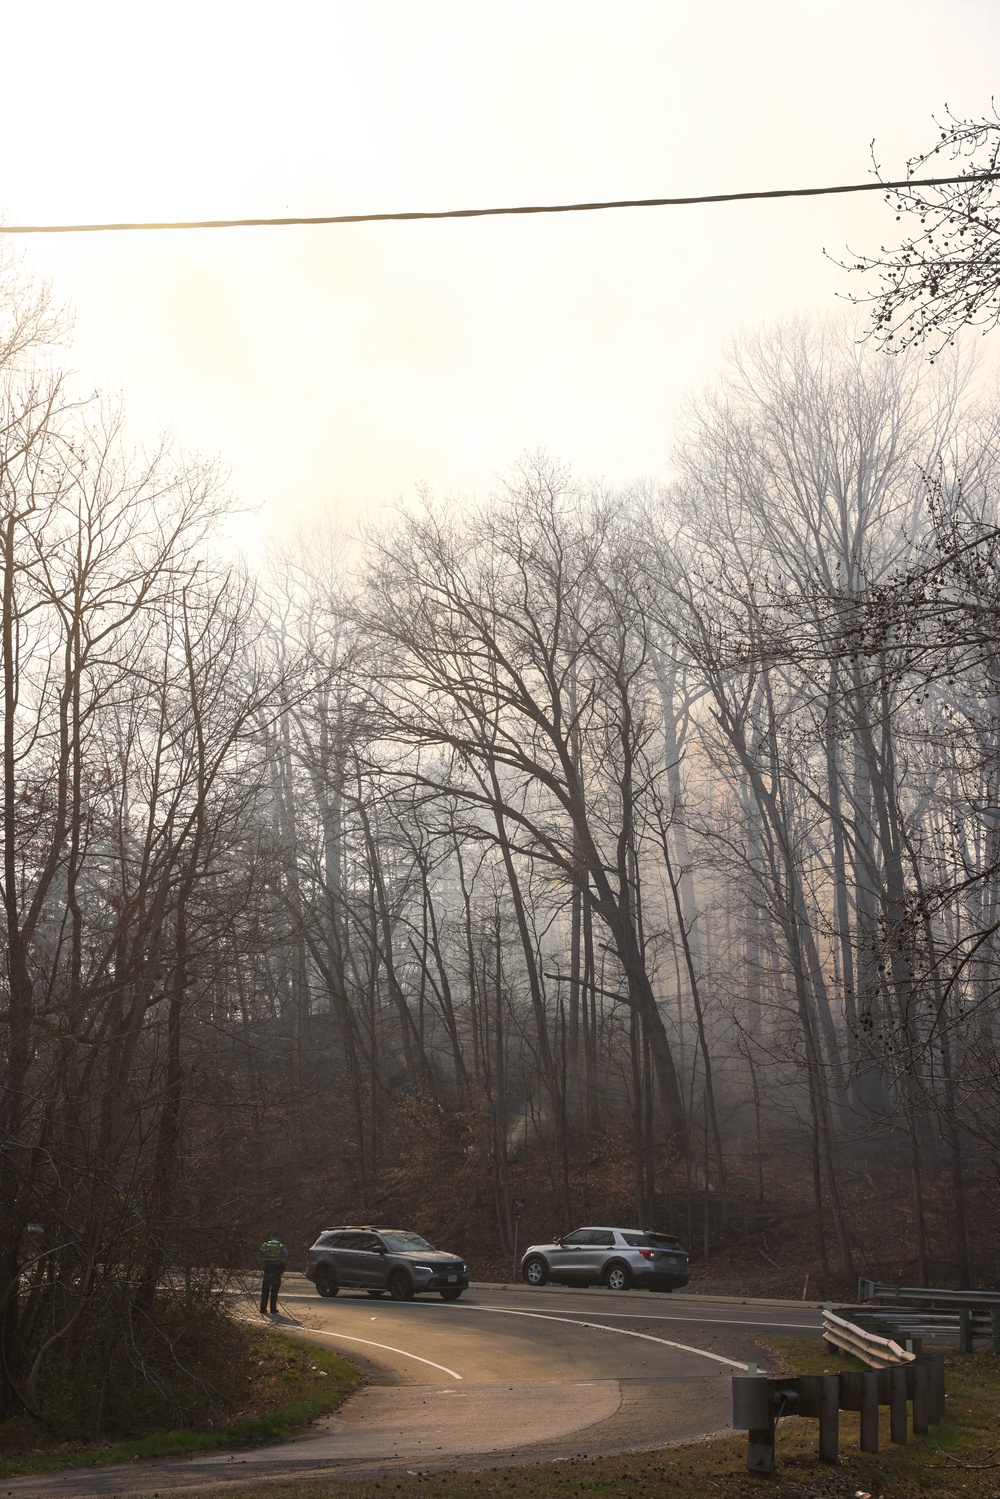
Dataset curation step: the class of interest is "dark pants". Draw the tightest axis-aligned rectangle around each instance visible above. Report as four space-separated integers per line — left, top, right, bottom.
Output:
261 1263 284 1313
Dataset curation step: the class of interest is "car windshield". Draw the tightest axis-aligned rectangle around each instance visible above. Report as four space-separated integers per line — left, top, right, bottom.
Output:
379 1232 436 1252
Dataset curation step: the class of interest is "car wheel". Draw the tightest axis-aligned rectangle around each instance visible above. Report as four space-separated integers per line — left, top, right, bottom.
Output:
315 1266 339 1297
388 1269 414 1301
366 1289 386 1298
439 1288 463 1300
522 1256 548 1287
605 1262 632 1291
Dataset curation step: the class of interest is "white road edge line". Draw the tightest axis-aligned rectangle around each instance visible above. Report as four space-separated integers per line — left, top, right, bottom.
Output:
276 1294 816 1333
294 1327 463 1381
470 1308 817 1330
450 1304 751 1370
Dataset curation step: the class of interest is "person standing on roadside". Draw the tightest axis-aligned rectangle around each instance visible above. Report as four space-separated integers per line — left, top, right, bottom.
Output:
260 1236 289 1315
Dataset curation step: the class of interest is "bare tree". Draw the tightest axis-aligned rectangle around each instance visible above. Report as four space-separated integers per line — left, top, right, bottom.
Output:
848 105 1000 353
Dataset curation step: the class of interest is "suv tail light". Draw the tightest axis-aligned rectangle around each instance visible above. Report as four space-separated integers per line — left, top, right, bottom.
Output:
639 1249 654 1260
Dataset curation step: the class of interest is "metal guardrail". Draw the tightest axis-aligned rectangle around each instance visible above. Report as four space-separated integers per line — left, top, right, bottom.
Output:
732 1289 996 1474
857 1309 998 1346
823 1308 914 1368
851 1281 1000 1353
732 1346 945 1474
859 1277 1000 1308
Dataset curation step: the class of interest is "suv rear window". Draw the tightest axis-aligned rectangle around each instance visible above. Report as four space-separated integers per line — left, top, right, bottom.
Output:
620 1231 683 1248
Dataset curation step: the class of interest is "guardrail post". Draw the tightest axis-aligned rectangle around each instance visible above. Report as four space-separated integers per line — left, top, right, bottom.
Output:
746 1422 775 1473
732 1376 775 1474
912 1361 929 1434
889 1365 908 1444
991 1307 1000 1355
959 1307 973 1353
859 1370 879 1453
926 1353 945 1424
818 1374 839 1462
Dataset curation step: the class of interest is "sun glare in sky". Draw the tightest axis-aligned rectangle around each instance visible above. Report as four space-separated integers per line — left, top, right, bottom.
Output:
3 0 998 537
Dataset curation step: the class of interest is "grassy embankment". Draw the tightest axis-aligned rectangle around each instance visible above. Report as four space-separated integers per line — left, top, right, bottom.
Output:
212 1340 1000 1499
0 1330 359 1479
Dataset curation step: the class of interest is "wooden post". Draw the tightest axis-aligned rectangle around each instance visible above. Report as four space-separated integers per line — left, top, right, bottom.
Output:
746 1422 775 1474
991 1307 1000 1355
889 1365 908 1444
912 1362 928 1435
926 1353 946 1425
959 1307 973 1354
859 1370 879 1453
818 1375 839 1463
732 1376 775 1475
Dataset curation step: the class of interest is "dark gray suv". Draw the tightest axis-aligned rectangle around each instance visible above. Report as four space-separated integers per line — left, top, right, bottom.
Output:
305 1227 468 1301
520 1226 689 1291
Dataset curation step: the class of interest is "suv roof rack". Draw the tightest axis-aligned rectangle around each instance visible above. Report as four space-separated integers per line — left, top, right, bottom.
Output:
322 1225 407 1233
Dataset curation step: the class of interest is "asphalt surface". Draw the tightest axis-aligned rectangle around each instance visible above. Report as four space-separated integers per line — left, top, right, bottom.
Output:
9 1278 824 1497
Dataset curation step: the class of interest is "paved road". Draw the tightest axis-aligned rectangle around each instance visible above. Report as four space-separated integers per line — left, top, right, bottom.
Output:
10 1279 823 1498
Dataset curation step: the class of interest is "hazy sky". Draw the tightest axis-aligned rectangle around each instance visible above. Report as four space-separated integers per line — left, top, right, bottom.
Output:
3 0 998 537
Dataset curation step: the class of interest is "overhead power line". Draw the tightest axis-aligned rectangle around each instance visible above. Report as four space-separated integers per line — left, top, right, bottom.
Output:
1 172 998 235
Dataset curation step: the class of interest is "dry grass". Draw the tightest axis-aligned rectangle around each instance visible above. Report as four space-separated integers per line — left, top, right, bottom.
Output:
0 1331 359 1478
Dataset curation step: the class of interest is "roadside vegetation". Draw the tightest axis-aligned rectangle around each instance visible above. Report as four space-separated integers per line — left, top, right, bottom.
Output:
213 1347 1000 1499
0 1326 358 1478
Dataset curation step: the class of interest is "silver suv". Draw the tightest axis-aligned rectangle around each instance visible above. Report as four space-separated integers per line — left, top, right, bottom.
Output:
520 1227 689 1292
305 1227 468 1301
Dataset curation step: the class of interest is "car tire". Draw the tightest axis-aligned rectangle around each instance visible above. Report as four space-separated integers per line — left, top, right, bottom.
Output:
366 1289 386 1298
522 1256 548 1287
315 1266 339 1297
439 1288 463 1300
605 1262 632 1291
388 1269 414 1301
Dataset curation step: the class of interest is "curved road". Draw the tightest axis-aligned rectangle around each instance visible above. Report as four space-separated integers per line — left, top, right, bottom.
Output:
11 1278 823 1497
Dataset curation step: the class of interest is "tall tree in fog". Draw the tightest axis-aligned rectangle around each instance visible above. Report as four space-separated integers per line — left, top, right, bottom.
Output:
354 461 692 1162
649 321 997 1280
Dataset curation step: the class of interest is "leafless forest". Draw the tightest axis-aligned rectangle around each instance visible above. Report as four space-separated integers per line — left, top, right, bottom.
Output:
2 249 1000 1421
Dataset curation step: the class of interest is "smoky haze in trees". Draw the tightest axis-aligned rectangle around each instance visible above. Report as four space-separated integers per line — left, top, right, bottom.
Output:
2 255 1000 1430
242 327 1000 1300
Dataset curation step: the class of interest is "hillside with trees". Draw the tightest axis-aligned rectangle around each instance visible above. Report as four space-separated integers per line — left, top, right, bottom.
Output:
1 254 999 1428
